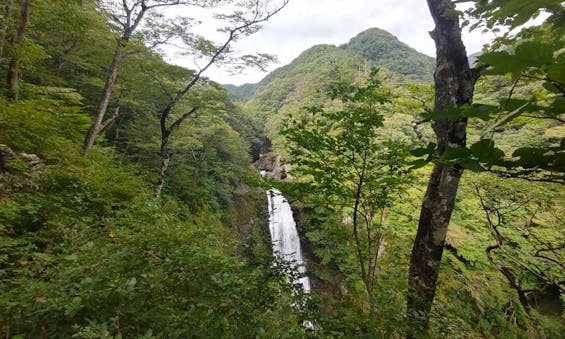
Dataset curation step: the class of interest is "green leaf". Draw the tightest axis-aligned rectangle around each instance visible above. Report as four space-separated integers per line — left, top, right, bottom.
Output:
546 97 565 115
470 139 505 165
409 159 430 170
480 41 554 75
458 158 485 172
514 41 554 68
482 102 529 136
410 143 436 157
441 146 472 160
512 147 547 168
480 51 523 75
422 109 464 121
463 104 499 120
546 63 565 84
410 147 431 157
543 81 562 93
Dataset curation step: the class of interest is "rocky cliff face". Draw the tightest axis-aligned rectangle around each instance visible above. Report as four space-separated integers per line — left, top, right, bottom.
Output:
254 154 293 181
1 144 43 194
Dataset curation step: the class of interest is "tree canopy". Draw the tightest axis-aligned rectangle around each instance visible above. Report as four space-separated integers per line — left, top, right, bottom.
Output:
0 0 563 337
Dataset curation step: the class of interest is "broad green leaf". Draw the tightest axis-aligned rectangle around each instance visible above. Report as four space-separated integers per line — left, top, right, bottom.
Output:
514 41 554 68
470 139 505 165
480 42 554 76
545 97 565 115
458 158 485 172
482 102 529 136
410 147 430 157
409 143 436 157
512 147 548 168
463 104 499 120
550 151 565 172
479 51 523 75
543 81 563 94
409 158 429 170
441 146 472 160
493 0 561 28
546 63 565 84
422 108 464 121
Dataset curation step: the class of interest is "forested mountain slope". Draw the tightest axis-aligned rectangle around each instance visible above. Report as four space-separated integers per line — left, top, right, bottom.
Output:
223 27 435 102
1 0 563 338
340 27 435 81
226 20 564 339
0 0 308 336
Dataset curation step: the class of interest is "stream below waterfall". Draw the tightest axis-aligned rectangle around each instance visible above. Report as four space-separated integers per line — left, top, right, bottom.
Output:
266 189 311 293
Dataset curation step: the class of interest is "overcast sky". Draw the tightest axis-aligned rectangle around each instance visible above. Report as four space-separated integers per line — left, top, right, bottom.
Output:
165 0 495 85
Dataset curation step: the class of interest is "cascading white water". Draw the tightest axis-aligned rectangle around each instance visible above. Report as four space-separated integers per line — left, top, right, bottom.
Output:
267 188 311 293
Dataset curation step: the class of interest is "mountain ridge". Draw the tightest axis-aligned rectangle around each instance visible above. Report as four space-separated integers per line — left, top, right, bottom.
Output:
340 28 435 81
222 27 436 101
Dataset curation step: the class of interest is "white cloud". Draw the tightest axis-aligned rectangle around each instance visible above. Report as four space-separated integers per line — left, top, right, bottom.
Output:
164 0 497 85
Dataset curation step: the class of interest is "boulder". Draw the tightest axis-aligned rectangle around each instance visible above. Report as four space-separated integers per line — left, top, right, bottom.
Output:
253 154 293 182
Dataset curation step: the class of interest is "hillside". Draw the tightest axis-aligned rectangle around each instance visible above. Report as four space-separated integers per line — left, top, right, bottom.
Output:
237 36 427 152
223 27 435 101
340 28 435 81
230 21 564 339
1 1 563 338
222 83 258 102
241 44 367 149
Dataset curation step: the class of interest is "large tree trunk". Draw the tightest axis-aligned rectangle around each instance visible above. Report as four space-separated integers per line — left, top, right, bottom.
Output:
6 0 30 101
83 38 126 153
407 0 477 336
0 0 13 59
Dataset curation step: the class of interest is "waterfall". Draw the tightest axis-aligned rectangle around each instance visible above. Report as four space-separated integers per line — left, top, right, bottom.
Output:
267 188 311 293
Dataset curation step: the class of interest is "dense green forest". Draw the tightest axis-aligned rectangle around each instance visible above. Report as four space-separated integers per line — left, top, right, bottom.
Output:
1 0 563 338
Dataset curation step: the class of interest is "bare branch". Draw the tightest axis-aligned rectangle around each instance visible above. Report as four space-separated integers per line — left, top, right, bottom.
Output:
172 0 289 104
100 106 121 133
169 106 199 132
411 119 431 146
100 87 126 132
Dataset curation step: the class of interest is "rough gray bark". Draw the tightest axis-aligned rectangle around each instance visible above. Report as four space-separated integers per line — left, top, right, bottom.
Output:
6 0 30 101
0 0 13 59
406 0 479 336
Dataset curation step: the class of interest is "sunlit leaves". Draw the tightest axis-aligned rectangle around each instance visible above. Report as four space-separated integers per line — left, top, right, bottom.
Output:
466 0 563 31
282 69 414 298
479 41 555 77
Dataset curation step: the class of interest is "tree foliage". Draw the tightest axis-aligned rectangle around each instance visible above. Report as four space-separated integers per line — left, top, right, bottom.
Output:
0 0 563 337
283 69 413 300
